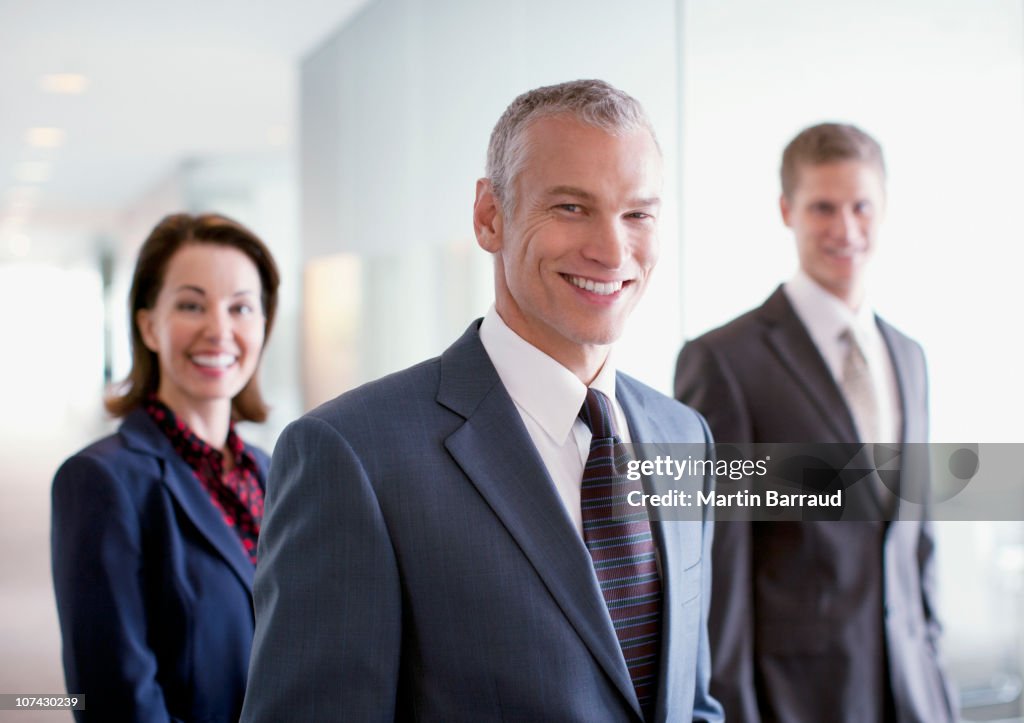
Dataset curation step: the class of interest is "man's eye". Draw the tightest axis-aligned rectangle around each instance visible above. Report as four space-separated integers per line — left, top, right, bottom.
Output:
556 204 582 213
626 212 652 220
854 201 872 214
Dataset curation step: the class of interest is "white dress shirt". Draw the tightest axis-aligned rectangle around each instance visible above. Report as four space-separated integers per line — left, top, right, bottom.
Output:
783 270 902 444
479 306 630 537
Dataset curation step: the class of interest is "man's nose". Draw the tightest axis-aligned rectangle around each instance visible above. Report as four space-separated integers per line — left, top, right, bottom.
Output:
584 217 628 268
838 207 862 241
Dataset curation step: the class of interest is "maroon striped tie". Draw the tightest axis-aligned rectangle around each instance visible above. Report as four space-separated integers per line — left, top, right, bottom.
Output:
579 388 662 719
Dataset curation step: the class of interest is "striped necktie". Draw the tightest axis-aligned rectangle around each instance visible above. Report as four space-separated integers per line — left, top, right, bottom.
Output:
578 388 662 719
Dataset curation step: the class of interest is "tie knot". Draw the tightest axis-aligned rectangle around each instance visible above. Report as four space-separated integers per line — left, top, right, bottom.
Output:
840 325 866 348
579 388 616 440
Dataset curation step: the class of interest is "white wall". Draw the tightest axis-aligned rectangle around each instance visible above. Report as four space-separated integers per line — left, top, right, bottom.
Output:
679 0 1024 443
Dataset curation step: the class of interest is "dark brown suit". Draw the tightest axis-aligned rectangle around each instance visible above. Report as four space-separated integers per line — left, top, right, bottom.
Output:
674 286 956 723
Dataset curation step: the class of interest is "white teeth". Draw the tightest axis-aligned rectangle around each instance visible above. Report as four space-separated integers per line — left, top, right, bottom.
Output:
567 275 624 296
191 353 237 369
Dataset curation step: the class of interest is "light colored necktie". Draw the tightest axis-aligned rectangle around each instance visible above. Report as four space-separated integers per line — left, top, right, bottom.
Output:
839 328 896 515
839 328 879 443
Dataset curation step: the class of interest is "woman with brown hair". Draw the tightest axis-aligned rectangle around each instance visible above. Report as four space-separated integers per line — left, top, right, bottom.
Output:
51 212 280 722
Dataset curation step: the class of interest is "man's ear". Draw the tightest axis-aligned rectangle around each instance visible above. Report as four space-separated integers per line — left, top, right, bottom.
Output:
136 308 159 352
779 193 793 228
473 178 504 253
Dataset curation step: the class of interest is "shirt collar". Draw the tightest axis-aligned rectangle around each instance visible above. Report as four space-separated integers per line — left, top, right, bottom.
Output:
479 306 618 446
784 268 877 347
143 395 254 475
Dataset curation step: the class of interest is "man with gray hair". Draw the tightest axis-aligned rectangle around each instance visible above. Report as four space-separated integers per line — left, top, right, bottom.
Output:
675 122 957 722
242 79 721 722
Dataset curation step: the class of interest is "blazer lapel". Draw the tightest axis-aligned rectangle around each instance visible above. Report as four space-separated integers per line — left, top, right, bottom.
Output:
119 409 256 593
876 317 918 445
438 323 641 718
876 317 931 522
618 376 704 721
758 287 859 441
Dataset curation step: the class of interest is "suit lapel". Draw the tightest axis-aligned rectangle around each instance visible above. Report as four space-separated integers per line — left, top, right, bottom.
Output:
876 317 931 524
618 376 704 721
759 287 859 441
438 324 641 718
119 409 256 593
877 318 916 444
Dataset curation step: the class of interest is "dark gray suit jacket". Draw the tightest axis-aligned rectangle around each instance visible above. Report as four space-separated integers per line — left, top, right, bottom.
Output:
242 321 723 722
674 287 956 723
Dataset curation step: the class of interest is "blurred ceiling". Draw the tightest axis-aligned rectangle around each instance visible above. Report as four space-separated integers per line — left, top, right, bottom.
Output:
0 0 368 261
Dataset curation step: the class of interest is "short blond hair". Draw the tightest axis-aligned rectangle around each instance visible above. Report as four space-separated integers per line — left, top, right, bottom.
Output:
781 122 885 199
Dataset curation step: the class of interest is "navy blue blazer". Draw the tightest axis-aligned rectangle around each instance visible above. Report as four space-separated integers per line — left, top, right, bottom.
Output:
52 408 268 723
242 321 722 722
